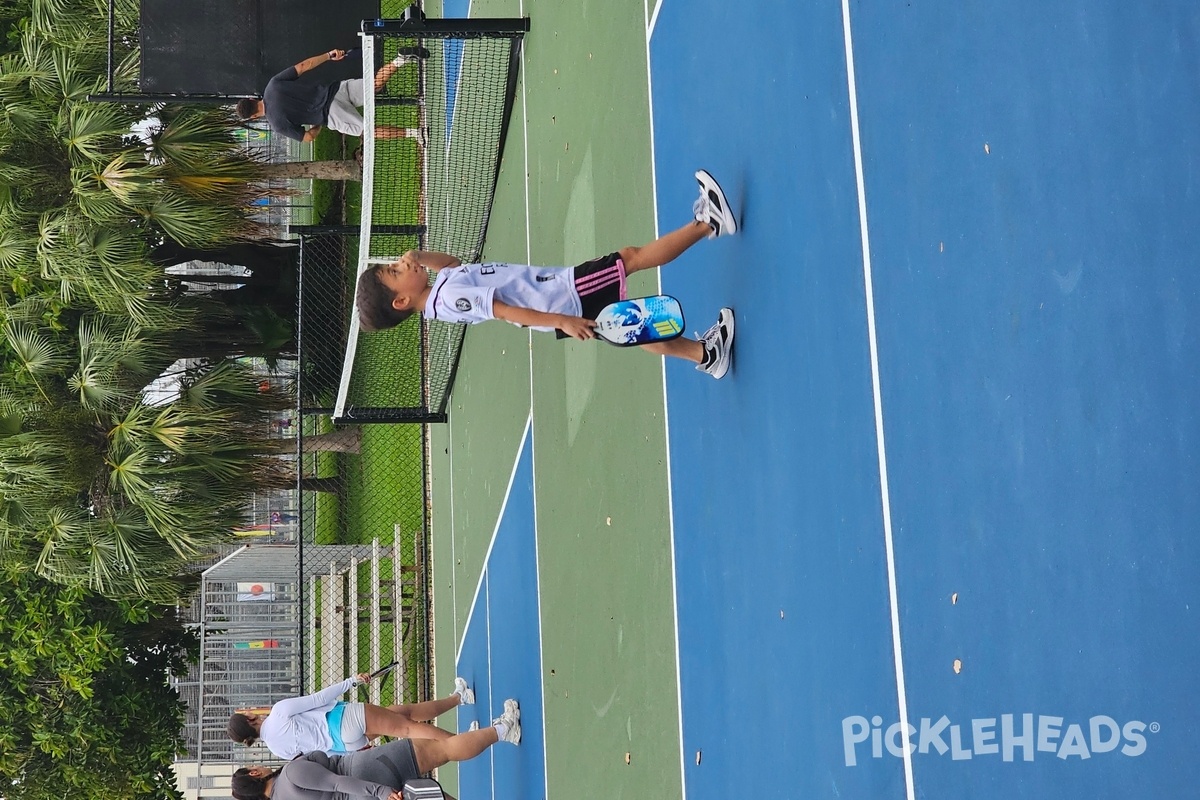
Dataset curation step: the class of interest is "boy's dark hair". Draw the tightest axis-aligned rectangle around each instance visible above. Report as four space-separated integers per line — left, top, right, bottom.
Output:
355 266 414 331
235 98 261 120
228 713 258 746
231 767 276 800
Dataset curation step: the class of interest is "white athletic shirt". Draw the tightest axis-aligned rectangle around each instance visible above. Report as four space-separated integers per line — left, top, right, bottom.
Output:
258 677 355 760
424 263 580 332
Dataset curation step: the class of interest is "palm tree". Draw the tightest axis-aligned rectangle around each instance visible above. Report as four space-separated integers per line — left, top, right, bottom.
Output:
0 0 318 601
1 314 294 600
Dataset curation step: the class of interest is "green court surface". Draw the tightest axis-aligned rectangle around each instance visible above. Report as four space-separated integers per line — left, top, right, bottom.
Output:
426 1 681 797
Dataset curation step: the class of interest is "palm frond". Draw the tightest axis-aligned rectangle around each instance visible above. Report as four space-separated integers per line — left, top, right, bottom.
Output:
2 321 69 381
178 359 264 409
69 170 131 222
0 385 40 420
30 0 95 49
52 48 93 102
19 34 59 99
69 317 133 411
105 446 155 500
33 509 190 603
147 108 240 171
0 95 54 141
0 227 36 275
0 293 59 327
147 406 199 453
137 193 256 247
0 161 40 192
62 101 135 162
113 316 173 378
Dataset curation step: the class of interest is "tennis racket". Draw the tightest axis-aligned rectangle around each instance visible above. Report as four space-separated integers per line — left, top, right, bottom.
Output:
352 660 399 686
592 295 685 346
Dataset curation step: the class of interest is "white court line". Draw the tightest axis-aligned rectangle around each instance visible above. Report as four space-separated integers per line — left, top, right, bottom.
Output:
839 2 916 799
645 6 688 800
456 414 534 663
516 7 551 798
485 570 496 800
648 0 664 38
528 412 550 800
449 412 459 669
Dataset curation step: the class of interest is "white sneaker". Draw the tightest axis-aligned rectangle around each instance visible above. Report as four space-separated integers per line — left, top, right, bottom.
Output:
695 308 735 379
405 128 425 147
453 676 475 705
693 169 738 239
391 54 415 68
492 698 521 745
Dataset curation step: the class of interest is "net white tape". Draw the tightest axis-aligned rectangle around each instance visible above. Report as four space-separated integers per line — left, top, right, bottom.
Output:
332 34 377 420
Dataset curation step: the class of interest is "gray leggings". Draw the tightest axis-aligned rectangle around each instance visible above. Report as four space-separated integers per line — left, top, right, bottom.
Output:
336 739 421 788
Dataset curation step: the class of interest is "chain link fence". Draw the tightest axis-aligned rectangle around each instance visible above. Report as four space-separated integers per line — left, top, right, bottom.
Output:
294 230 433 718
158 10 528 794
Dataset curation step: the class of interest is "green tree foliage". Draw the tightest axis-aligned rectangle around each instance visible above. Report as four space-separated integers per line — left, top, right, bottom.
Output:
0 0 29 55
0 569 197 800
1 349 293 600
0 2 305 796
0 0 293 334
1 0 300 601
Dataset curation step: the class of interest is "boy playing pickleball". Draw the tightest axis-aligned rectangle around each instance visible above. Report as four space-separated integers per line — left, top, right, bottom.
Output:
355 170 739 379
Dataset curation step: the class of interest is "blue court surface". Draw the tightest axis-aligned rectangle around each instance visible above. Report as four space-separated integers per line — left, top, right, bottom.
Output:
649 1 1200 799
454 419 547 800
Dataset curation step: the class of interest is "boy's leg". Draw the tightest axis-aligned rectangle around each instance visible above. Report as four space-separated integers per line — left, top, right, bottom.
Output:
640 336 704 364
619 221 711 275
620 169 738 274
641 307 735 379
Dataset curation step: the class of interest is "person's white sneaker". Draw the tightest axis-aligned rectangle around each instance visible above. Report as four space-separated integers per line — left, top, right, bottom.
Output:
693 169 738 239
453 676 475 705
492 698 521 744
391 54 415 68
695 308 735 379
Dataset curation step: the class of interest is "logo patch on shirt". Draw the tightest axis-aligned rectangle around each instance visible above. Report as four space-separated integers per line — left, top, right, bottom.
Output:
536 275 553 282
455 298 472 312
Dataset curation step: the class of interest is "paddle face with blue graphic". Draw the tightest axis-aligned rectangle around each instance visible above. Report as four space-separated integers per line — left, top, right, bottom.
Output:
593 295 685 346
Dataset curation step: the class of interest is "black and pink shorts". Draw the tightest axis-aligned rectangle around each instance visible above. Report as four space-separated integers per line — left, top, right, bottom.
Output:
556 252 628 339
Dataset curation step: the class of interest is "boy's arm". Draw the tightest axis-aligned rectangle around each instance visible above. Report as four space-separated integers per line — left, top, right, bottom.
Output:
492 299 596 340
404 250 461 272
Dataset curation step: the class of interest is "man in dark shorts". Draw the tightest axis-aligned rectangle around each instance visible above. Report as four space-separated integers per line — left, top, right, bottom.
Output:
236 47 425 144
